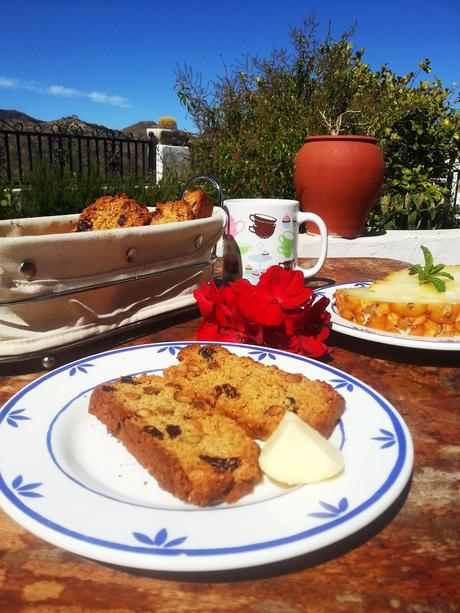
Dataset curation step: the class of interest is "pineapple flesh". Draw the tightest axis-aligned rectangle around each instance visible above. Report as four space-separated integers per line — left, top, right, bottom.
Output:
334 266 460 337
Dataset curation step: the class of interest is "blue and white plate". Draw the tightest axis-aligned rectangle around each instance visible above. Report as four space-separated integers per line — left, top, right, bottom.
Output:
317 282 460 351
0 341 413 572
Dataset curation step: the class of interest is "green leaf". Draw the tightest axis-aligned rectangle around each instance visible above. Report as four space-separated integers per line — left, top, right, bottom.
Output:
429 277 446 292
409 245 451 292
436 271 454 280
420 245 433 269
408 264 423 276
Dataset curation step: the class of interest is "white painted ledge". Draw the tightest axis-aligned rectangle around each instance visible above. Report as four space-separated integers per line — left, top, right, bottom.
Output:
299 229 460 265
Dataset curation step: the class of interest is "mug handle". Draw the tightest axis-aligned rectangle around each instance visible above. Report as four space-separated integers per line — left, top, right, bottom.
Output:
295 212 328 277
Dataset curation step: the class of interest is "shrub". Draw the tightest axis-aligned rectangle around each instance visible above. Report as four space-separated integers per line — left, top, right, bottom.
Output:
5 162 184 219
17 163 106 218
367 192 457 231
175 16 460 229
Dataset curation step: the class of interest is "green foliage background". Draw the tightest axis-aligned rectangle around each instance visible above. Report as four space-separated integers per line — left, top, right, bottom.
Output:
0 163 184 220
176 17 460 230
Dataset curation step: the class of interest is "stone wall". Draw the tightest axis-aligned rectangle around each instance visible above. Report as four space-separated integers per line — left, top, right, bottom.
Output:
146 128 192 182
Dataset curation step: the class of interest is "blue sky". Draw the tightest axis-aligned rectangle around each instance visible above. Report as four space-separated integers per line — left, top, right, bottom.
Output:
1 0 459 132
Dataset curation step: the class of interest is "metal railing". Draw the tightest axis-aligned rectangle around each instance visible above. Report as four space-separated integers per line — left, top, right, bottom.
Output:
0 119 156 185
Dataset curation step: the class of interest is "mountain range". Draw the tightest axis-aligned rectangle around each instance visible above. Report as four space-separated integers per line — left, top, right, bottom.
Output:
0 109 157 138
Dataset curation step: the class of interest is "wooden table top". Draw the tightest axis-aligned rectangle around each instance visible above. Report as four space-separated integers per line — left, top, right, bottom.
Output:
1 258 459 613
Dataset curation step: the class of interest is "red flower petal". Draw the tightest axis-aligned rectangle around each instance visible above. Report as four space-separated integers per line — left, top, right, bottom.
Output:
193 279 221 319
237 289 284 326
258 266 313 309
196 320 219 341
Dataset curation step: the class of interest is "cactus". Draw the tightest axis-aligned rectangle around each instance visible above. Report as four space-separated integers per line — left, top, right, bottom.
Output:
157 116 177 130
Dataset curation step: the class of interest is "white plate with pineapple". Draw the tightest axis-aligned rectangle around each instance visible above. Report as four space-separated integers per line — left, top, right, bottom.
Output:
317 248 460 351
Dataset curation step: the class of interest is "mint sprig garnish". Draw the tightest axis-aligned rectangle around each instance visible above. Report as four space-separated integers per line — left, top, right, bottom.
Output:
408 245 453 292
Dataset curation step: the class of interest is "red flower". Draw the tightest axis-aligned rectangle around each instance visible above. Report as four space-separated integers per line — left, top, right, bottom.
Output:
257 266 314 309
236 267 315 327
193 265 331 359
193 279 220 320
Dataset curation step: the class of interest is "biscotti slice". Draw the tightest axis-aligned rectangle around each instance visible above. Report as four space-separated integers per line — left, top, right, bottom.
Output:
89 373 262 506
76 193 151 231
150 199 195 225
183 188 214 219
163 345 345 441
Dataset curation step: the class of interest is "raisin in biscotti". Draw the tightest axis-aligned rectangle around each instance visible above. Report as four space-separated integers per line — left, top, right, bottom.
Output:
88 374 262 506
162 345 345 441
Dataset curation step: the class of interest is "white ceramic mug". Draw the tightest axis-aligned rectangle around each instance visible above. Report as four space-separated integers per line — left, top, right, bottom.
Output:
222 199 327 284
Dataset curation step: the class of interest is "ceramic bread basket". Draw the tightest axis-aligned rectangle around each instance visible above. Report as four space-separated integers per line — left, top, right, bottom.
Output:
0 175 226 368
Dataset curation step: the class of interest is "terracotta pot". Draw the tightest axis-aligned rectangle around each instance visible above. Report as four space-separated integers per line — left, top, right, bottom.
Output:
294 135 384 238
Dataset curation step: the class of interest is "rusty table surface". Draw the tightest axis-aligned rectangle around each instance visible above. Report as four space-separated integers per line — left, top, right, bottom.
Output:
0 258 459 613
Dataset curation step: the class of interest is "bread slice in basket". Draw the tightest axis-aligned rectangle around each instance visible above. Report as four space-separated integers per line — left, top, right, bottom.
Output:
334 266 460 337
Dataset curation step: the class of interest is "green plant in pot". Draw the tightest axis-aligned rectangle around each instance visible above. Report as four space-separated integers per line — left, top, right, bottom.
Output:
293 38 386 239
294 110 385 239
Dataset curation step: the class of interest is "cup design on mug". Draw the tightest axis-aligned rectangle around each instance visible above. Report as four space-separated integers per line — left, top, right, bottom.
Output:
228 214 245 236
237 243 252 255
278 231 294 258
282 214 292 228
249 213 277 239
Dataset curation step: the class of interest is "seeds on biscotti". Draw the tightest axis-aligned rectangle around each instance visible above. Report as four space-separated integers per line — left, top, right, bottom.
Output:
143 386 161 395
156 406 174 416
136 408 154 417
182 433 202 444
173 390 190 403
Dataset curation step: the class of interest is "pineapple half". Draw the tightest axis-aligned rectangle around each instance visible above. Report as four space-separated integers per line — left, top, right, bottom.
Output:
334 266 460 337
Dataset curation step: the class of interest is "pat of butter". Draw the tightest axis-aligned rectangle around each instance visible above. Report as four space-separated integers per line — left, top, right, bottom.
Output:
259 411 344 485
